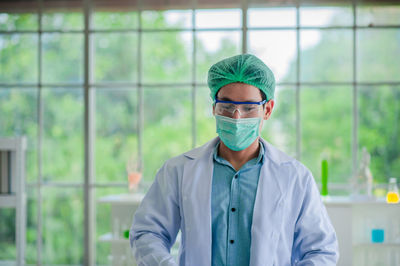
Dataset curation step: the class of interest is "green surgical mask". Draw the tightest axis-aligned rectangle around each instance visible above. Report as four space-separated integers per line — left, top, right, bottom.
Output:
215 115 261 151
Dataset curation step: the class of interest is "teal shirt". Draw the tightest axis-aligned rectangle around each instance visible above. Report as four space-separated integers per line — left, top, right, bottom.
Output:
211 141 264 266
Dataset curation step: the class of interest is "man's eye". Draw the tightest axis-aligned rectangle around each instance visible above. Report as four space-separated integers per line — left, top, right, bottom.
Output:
223 104 235 110
244 106 256 112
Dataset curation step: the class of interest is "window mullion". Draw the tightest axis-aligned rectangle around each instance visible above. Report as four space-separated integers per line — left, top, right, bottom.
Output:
84 0 95 265
296 1 301 160
37 0 44 264
352 0 358 181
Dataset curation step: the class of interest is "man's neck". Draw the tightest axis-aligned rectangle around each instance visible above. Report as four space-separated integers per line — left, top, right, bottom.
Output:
218 138 260 171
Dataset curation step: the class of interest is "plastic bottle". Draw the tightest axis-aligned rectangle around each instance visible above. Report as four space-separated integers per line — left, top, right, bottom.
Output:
386 177 399 204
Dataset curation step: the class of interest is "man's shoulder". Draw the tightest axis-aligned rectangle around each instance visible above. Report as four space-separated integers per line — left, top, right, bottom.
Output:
163 137 218 168
261 139 298 166
261 139 312 180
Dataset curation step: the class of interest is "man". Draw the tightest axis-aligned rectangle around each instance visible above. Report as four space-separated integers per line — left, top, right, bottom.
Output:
130 54 339 265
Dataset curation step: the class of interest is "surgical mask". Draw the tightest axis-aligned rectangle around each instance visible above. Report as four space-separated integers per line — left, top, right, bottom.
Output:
215 115 261 151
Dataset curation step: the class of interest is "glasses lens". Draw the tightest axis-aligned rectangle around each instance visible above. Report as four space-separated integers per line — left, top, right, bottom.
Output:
215 102 261 117
216 102 234 114
240 104 260 116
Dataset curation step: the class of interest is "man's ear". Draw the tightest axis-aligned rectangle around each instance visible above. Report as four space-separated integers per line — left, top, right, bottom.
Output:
263 100 275 120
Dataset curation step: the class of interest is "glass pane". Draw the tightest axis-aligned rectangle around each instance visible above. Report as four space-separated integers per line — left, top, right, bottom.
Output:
248 7 296 27
93 0 138 30
93 10 138 30
196 31 241 83
300 29 352 82
261 86 296 157
142 32 192 84
0 88 38 182
357 5 400 26
300 6 353 27
0 13 38 31
95 88 138 183
195 9 241 28
0 34 38 84
42 89 84 182
301 86 352 184
42 187 83 265
248 30 297 83
141 10 192 29
42 33 83 84
26 188 38 264
42 0 83 30
94 33 138 83
249 0 295 5
359 86 400 184
0 208 16 261
42 12 83 30
143 87 191 183
196 86 216 147
357 29 400 82
96 187 133 266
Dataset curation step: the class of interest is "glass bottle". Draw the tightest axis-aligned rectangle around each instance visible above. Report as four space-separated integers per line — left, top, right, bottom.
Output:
386 177 399 204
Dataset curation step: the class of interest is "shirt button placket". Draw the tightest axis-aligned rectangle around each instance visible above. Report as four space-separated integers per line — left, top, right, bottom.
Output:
228 172 239 265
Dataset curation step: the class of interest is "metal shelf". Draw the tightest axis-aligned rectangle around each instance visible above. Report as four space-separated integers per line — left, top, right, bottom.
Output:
99 232 130 244
0 194 17 207
353 243 400 248
0 137 27 266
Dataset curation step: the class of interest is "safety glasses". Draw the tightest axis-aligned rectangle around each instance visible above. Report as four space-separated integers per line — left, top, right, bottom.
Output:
214 99 267 118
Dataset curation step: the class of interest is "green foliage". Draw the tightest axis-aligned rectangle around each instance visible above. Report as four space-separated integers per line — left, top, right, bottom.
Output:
0 13 38 31
41 188 84 264
0 209 16 259
42 33 83 83
359 86 400 182
0 35 38 83
94 33 138 82
42 12 83 30
281 13 400 185
93 11 138 30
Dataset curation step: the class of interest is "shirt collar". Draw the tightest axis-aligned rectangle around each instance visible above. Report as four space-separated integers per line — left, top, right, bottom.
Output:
213 140 265 166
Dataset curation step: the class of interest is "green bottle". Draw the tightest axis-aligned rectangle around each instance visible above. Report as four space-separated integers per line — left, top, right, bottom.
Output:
124 229 130 239
321 159 328 196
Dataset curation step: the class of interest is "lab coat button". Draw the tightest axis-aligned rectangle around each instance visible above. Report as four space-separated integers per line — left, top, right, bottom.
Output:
231 208 236 212
230 239 234 244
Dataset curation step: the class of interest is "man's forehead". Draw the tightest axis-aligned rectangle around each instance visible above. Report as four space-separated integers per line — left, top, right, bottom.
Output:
217 84 264 101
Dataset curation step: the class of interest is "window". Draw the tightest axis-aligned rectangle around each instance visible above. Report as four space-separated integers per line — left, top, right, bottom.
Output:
0 0 399 264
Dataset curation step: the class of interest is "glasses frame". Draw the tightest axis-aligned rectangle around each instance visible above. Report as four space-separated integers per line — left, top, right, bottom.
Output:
214 98 267 117
214 99 267 105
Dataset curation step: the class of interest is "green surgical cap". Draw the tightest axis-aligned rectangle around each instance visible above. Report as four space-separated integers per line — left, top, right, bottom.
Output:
207 54 275 101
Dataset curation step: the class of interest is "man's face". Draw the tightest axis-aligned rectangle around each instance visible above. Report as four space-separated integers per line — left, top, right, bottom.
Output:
213 82 274 130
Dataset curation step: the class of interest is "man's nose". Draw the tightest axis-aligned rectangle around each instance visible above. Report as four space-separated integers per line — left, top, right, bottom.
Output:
232 108 241 119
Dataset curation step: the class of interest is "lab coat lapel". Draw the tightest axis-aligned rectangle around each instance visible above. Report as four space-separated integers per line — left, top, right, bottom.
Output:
181 138 217 266
250 139 284 266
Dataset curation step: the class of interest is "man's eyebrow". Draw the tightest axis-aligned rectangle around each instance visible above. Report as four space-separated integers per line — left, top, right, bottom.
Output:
219 97 233 101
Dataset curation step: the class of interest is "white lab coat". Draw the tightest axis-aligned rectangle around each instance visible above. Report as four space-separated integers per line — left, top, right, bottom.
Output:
130 137 339 266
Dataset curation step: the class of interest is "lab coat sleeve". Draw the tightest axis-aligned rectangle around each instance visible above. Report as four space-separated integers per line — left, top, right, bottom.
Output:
130 162 180 266
292 170 339 265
